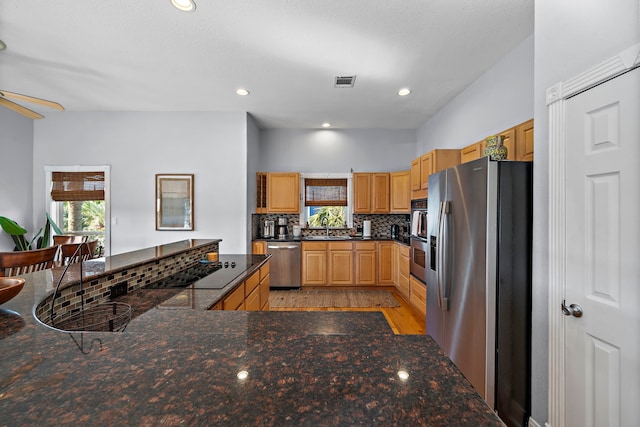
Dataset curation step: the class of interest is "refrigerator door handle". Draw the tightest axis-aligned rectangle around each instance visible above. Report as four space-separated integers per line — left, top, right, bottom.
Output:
436 201 445 310
440 201 451 311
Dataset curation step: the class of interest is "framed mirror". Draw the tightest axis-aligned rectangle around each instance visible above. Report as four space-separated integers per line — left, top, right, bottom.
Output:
155 174 194 231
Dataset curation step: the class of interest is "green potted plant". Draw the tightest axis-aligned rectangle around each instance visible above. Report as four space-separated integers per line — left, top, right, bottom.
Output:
0 213 62 251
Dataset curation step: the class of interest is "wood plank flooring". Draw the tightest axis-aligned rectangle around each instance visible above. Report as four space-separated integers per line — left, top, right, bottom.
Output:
268 287 426 335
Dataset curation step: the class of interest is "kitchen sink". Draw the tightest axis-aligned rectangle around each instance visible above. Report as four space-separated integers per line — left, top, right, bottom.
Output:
305 236 352 240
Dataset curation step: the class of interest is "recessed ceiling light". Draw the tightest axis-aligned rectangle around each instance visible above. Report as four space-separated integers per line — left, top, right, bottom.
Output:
171 0 196 12
321 122 331 128
397 88 412 96
235 88 250 96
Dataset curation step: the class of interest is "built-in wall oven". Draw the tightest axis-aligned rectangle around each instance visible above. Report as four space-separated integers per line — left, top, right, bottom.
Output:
410 198 428 283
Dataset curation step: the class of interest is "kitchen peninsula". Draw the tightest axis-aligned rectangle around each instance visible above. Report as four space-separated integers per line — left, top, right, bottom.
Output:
0 240 503 426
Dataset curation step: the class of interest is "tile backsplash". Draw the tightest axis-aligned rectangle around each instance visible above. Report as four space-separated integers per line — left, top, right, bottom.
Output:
252 213 410 239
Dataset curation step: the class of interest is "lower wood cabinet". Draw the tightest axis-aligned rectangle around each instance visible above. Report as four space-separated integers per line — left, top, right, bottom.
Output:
302 242 327 286
378 242 394 285
354 241 377 286
212 261 270 311
252 241 266 254
222 281 246 310
259 263 270 310
328 242 353 286
396 243 411 301
409 275 427 319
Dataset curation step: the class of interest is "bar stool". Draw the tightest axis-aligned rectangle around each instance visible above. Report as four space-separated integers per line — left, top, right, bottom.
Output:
0 246 59 277
60 240 99 265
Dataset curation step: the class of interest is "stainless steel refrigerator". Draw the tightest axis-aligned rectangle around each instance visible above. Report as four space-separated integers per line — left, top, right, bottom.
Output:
426 156 532 427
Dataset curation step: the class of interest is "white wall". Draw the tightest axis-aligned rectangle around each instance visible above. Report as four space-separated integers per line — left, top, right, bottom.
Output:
246 113 260 252
532 0 639 424
32 111 250 255
258 128 416 173
0 108 34 251
417 35 534 154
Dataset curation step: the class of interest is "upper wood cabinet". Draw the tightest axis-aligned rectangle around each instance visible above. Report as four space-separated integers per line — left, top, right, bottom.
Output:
411 149 460 199
257 172 300 213
516 119 534 161
459 119 534 164
460 141 484 163
390 170 411 213
256 172 267 213
353 172 389 214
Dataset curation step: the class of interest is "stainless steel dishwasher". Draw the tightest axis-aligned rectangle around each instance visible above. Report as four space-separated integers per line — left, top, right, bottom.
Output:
265 241 301 288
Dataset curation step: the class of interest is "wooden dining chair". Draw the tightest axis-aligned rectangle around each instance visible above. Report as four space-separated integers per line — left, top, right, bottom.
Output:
0 246 59 277
52 235 87 245
60 240 99 265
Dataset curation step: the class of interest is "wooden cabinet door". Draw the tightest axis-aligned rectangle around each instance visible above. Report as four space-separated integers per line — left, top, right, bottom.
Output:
432 149 462 173
223 283 246 310
378 242 394 285
328 250 353 285
354 242 377 286
419 152 433 190
352 173 372 213
516 118 534 161
409 275 426 318
267 172 300 213
371 173 390 213
252 241 266 254
460 142 483 163
410 158 421 191
390 170 410 213
302 242 327 286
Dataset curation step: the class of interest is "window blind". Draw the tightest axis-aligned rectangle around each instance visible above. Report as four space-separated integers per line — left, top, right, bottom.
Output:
51 171 105 201
304 178 347 206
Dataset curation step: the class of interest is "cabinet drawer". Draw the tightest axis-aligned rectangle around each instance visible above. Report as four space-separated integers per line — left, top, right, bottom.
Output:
410 279 427 318
260 274 270 310
399 258 410 278
245 286 261 311
260 262 270 280
223 283 245 310
354 241 376 251
397 243 410 258
245 271 260 295
302 241 327 251
397 273 410 299
328 241 353 250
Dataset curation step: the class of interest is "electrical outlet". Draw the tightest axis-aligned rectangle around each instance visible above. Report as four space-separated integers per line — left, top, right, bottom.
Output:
110 282 128 299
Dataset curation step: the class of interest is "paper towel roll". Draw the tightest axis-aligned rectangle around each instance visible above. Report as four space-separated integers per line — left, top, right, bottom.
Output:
363 220 371 237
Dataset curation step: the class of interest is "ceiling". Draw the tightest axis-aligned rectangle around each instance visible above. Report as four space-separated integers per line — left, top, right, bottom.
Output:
0 0 533 129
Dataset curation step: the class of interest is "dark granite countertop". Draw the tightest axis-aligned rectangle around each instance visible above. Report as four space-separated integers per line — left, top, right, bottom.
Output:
0 242 503 426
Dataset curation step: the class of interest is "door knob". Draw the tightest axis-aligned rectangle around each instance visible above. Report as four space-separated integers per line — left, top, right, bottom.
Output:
561 300 583 318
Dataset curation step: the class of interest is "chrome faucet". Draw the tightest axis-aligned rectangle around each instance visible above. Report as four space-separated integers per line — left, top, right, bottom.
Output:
321 217 329 236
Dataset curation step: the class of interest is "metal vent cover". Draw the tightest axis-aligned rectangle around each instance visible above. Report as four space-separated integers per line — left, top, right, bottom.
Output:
334 75 356 87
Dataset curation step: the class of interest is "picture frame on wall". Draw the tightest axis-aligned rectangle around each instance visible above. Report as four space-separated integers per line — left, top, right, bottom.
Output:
155 174 194 231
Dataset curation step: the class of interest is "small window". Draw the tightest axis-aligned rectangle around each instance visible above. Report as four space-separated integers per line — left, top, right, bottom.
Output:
300 175 352 228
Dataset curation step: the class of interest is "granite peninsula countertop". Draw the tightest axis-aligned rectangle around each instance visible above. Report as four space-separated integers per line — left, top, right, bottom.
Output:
0 241 503 426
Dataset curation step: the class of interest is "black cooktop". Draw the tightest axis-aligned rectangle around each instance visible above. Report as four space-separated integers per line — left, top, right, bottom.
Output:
144 255 263 290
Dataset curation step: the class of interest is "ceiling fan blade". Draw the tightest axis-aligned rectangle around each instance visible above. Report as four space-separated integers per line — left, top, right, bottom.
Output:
0 97 44 119
0 90 64 111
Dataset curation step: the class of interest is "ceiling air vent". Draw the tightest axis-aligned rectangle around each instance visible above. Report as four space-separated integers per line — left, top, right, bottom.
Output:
334 75 356 88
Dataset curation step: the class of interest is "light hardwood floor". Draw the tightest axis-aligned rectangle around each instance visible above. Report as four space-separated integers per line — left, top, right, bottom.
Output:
269 287 426 335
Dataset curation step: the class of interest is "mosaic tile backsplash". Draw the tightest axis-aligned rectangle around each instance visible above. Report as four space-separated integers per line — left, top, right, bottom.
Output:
252 214 410 239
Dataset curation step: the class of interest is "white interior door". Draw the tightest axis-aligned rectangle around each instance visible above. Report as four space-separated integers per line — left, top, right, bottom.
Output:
564 67 640 427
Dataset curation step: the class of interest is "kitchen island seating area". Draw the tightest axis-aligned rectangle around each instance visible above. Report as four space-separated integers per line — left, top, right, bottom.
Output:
0 239 504 426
